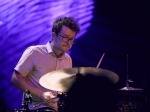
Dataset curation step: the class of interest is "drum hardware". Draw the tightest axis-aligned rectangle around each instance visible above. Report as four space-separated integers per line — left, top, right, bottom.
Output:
9 67 118 112
31 97 59 108
7 90 33 112
57 92 67 112
30 92 67 112
118 54 145 111
39 67 119 111
118 89 146 112
120 54 135 90
22 89 33 110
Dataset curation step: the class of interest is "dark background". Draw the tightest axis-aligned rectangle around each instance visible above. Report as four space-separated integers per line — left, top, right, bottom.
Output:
71 0 149 88
0 0 149 111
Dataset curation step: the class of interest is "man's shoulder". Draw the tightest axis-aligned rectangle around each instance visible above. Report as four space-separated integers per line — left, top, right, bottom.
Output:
65 53 71 59
25 44 47 54
28 44 46 51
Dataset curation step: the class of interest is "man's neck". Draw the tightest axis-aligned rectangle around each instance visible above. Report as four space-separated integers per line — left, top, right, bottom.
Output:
53 50 64 58
50 42 64 58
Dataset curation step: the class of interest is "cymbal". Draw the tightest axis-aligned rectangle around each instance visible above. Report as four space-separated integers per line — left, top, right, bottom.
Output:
39 67 119 92
120 87 143 91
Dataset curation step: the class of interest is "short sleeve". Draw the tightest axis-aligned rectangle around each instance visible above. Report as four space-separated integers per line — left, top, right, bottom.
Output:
14 47 35 77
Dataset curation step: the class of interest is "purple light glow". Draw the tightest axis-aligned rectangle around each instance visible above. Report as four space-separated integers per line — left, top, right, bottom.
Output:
0 0 94 111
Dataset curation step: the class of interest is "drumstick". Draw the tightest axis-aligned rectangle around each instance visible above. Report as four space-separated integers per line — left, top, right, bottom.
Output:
33 97 59 107
96 53 105 68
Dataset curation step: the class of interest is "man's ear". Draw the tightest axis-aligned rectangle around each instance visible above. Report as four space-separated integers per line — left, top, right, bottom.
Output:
52 32 55 41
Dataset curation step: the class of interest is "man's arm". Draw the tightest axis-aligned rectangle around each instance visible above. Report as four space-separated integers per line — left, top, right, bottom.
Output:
11 71 58 111
11 70 43 99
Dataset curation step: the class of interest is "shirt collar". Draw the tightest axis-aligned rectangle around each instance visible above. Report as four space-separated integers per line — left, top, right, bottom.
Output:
46 41 66 59
46 41 53 54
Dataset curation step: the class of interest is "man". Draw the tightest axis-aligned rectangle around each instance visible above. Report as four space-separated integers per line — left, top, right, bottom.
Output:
11 16 80 111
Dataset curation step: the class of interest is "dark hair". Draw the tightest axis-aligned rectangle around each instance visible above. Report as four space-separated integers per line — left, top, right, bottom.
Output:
52 16 80 35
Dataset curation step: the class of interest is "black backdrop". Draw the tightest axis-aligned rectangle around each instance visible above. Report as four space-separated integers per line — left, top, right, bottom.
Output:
70 0 150 89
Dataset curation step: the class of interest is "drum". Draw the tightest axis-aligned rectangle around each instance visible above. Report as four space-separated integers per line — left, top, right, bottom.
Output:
8 108 54 112
117 89 147 112
8 109 28 112
8 92 66 112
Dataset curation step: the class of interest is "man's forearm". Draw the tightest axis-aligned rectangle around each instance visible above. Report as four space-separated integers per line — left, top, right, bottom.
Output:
11 71 43 99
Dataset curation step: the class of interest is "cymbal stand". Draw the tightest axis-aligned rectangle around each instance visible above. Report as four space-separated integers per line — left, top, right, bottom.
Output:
120 54 134 90
22 89 33 111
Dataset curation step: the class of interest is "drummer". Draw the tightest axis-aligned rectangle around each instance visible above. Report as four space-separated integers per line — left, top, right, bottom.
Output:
11 16 80 111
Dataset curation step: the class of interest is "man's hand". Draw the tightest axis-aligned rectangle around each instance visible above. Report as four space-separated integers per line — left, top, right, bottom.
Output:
41 91 58 112
41 92 54 101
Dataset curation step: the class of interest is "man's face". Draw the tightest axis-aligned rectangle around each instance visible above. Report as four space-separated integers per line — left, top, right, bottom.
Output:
53 25 76 53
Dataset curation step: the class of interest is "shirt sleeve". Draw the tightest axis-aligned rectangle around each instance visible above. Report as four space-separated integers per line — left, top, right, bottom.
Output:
14 47 35 77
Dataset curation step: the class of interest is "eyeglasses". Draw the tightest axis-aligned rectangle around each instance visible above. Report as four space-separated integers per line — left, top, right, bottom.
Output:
58 33 76 44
